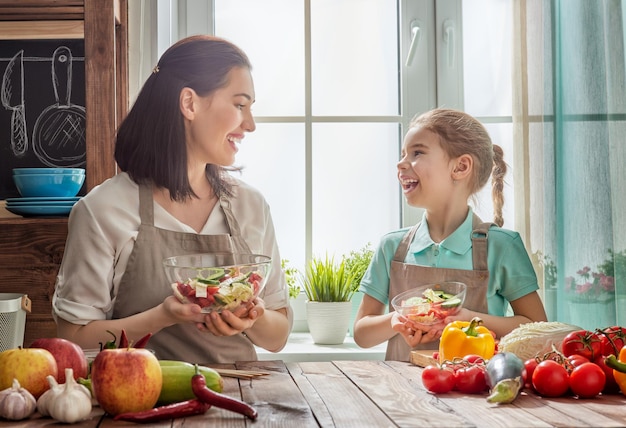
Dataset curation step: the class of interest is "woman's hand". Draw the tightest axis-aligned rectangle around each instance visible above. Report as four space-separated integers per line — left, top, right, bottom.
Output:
391 312 443 347
162 295 206 324
198 298 266 337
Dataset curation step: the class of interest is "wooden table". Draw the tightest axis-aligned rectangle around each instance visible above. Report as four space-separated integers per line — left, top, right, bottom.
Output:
2 359 625 427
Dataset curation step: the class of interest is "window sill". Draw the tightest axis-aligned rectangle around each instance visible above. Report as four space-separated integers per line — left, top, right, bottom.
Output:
255 332 386 362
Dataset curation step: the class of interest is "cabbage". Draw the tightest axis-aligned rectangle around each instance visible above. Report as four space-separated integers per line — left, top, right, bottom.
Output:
497 321 582 361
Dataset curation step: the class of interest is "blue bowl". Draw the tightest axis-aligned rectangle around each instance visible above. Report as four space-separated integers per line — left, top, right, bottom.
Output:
13 167 85 175
13 173 85 197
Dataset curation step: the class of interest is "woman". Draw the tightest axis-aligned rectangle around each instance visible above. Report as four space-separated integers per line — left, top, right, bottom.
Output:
52 35 292 363
353 108 547 361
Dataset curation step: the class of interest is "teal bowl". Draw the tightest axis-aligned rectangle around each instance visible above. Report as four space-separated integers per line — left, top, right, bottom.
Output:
13 172 85 197
13 167 85 175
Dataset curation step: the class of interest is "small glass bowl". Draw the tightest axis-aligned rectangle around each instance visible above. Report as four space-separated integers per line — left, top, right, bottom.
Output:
391 281 467 326
163 253 271 313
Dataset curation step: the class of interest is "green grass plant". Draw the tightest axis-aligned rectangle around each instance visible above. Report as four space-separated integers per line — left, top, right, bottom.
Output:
301 255 355 302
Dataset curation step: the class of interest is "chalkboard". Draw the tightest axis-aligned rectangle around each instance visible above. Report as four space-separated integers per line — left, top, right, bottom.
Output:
0 39 86 199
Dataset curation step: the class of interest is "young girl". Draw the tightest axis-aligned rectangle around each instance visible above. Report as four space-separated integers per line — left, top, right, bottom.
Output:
353 108 547 361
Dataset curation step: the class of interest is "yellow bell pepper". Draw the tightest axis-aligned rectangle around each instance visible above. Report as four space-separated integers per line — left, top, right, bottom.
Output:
438 317 495 363
605 346 626 395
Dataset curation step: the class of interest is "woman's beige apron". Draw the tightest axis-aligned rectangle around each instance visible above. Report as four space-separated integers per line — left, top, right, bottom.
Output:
113 183 255 363
386 214 493 361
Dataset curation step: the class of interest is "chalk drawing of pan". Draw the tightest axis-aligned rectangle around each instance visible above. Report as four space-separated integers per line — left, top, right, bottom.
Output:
1 49 28 156
32 46 86 167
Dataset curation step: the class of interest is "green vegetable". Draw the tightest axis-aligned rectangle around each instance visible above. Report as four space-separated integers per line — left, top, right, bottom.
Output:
158 360 223 405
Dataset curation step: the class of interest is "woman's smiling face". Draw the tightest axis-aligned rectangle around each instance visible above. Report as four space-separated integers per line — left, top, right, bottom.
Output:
397 126 456 208
185 67 256 167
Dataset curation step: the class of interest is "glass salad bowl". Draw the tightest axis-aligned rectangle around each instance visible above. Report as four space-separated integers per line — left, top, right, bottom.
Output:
163 253 272 313
391 281 467 326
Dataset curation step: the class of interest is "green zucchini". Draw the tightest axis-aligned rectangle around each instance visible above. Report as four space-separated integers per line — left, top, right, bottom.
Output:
158 360 224 405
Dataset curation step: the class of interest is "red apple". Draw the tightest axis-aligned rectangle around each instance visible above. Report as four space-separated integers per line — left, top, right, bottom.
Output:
0 347 58 398
90 348 162 415
30 337 89 383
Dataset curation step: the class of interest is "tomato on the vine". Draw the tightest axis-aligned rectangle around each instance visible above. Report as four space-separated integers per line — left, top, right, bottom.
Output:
421 365 455 394
523 359 538 390
532 360 569 397
569 362 605 398
567 354 590 368
454 364 488 394
593 354 620 393
463 354 487 365
598 326 626 357
561 330 602 361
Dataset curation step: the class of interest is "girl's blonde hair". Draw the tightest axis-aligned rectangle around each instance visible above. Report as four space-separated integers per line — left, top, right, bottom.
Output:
410 108 507 227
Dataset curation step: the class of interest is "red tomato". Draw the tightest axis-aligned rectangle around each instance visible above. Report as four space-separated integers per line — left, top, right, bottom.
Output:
463 354 487 365
454 365 488 394
598 326 626 357
593 355 620 393
561 330 602 361
567 354 590 368
569 362 605 398
421 365 455 394
532 360 569 397
523 359 538 390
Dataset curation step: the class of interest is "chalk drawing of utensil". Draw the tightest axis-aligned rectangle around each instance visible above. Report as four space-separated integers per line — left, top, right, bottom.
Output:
1 50 28 156
32 46 86 167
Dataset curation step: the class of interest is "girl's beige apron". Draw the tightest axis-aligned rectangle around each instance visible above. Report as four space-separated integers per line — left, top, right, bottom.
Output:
113 183 255 363
386 215 493 361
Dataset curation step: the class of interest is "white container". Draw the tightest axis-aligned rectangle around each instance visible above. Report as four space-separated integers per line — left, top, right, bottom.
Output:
0 293 31 351
306 301 351 345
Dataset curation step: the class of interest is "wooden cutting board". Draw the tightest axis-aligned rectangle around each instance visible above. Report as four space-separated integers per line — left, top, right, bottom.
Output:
409 350 437 367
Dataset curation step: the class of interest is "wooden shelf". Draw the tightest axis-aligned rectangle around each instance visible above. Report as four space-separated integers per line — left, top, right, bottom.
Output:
0 218 68 346
0 0 128 345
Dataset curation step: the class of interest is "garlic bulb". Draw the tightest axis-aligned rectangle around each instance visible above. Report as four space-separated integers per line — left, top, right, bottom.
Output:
36 375 62 417
46 368 92 423
37 369 92 422
0 378 37 421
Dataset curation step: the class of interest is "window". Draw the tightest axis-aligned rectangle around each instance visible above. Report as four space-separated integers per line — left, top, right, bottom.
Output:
130 0 517 273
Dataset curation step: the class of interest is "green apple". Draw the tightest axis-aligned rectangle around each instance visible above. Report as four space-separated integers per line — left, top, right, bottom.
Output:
90 348 162 415
0 347 58 398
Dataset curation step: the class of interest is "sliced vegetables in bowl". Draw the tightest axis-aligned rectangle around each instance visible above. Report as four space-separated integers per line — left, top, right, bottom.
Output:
391 281 467 326
164 253 271 313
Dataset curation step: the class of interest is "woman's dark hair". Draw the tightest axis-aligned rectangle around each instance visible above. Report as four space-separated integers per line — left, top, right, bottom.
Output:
114 35 252 201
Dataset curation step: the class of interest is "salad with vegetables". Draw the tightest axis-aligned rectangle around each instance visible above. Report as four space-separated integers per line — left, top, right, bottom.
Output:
171 267 265 312
400 288 463 325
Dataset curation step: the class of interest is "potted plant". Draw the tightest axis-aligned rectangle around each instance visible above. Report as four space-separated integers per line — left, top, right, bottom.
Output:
282 259 308 332
301 255 355 344
343 243 374 336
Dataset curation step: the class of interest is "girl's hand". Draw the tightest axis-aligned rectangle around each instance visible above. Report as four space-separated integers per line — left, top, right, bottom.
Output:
391 312 443 347
198 298 266 337
442 308 475 325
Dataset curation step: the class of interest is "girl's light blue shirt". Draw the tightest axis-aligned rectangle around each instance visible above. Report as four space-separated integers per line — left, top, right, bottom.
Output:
359 209 539 316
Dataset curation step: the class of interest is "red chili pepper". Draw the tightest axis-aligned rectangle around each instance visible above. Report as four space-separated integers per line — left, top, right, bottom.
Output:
118 329 130 348
191 364 258 420
113 399 210 423
134 332 153 348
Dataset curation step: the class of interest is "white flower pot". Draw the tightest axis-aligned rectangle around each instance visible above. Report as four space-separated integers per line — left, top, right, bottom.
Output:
306 301 351 345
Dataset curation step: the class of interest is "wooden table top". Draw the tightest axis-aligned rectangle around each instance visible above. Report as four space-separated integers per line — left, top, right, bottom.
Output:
2 359 625 427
